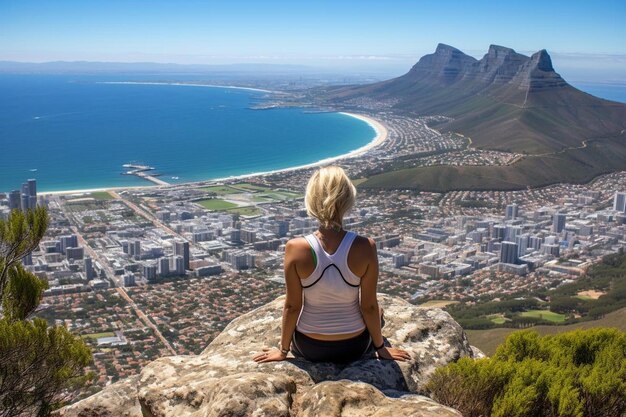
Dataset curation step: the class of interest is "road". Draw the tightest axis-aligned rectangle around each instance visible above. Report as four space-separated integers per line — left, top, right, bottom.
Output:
66 213 178 356
109 190 186 242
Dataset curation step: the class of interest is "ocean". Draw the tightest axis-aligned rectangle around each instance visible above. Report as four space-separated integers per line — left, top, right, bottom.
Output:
1 75 625 193
0 75 376 192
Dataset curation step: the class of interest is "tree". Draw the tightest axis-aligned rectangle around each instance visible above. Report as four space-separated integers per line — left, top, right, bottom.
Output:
427 328 626 417
0 207 92 416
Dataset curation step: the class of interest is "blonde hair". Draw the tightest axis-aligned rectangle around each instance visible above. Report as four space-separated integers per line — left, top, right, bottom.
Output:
305 166 356 229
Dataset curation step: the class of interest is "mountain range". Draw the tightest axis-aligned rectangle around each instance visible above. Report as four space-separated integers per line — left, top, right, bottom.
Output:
324 44 626 190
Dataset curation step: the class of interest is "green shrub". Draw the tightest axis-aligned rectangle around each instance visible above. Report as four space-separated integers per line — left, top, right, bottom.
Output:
0 208 93 416
427 328 626 417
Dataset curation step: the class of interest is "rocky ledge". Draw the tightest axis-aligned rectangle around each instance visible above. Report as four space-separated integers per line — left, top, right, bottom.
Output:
60 294 483 417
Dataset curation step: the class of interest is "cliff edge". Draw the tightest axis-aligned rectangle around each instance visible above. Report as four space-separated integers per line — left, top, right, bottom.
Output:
60 294 483 417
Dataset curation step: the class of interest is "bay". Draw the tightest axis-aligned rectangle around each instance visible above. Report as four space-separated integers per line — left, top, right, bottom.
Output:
0 75 376 192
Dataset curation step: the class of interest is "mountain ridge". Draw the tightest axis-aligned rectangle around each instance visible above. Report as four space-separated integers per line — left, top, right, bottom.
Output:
323 44 626 190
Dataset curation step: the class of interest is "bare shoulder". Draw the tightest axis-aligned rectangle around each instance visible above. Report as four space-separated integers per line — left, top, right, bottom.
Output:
285 237 311 258
351 234 377 258
286 236 309 250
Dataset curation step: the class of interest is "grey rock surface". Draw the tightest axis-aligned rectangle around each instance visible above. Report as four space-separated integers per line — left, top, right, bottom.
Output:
60 294 474 417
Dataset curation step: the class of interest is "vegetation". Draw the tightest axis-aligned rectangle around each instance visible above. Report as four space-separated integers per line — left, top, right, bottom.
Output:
359 133 626 192
457 199 497 209
196 198 238 211
88 191 114 200
520 310 566 323
225 206 262 216
199 185 240 195
428 328 626 417
448 252 626 331
0 208 92 416
467 306 626 356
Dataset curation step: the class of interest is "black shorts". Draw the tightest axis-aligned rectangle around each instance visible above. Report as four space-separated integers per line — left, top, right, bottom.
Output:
290 328 372 363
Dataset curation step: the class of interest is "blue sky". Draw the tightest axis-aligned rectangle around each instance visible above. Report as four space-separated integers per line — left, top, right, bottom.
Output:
1 0 625 80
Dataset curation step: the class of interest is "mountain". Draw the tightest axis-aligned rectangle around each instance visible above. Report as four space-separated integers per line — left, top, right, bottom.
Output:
324 44 626 190
328 44 626 154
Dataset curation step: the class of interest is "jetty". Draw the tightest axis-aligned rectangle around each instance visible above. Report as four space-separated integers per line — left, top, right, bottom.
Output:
122 164 170 186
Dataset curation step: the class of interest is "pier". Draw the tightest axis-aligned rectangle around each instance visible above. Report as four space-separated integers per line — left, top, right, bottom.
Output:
122 164 171 186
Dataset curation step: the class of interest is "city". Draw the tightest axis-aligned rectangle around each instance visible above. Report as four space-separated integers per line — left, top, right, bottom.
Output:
3 110 625 396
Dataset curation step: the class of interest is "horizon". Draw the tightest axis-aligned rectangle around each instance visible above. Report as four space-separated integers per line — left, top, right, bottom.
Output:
1 0 626 82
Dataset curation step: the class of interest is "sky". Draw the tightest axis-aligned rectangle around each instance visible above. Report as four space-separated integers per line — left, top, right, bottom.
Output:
1 0 625 81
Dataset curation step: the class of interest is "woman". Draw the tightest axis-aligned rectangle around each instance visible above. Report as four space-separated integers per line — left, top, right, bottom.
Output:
253 166 410 364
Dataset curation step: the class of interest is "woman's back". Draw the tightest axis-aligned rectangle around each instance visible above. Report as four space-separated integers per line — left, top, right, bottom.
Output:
296 231 365 335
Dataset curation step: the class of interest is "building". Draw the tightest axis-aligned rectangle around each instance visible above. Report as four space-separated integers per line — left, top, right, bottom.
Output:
174 240 190 270
542 243 560 257
553 213 566 233
59 235 78 255
240 229 257 244
419 262 439 278
66 246 84 261
27 179 37 197
505 203 519 220
171 255 185 275
194 264 223 277
500 241 519 264
614 192 626 212
515 234 530 257
84 257 96 280
505 225 522 242
123 273 136 287
143 264 157 283
133 240 141 260
8 190 21 211
157 257 170 276
21 193 30 211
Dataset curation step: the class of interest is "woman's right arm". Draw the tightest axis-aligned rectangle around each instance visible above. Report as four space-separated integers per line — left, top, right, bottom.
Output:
360 238 410 362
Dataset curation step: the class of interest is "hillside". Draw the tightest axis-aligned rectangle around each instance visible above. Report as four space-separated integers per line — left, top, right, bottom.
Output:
324 44 626 191
466 306 626 356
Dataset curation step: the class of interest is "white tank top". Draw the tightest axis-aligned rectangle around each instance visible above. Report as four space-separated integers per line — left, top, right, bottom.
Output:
296 231 366 335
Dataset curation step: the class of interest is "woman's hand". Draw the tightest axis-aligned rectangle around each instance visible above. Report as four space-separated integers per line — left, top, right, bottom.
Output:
376 346 411 361
252 347 287 363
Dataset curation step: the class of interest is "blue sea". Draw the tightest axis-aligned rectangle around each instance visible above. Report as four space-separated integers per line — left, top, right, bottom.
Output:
1 75 625 193
0 75 376 192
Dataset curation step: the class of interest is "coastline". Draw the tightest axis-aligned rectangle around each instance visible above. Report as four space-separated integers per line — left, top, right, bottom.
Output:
42 112 388 196
98 81 274 93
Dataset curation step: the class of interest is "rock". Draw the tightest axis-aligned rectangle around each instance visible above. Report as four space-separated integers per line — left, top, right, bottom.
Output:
59 375 141 417
297 380 462 417
61 294 475 417
470 345 486 359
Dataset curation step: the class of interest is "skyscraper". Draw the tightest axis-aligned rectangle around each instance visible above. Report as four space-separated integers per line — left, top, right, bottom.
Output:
27 179 37 197
500 241 519 264
8 190 21 211
171 256 185 275
84 257 96 280
614 192 626 212
158 257 170 277
21 193 30 211
59 235 78 255
174 240 190 270
515 234 530 257
505 203 519 220
552 213 566 233
133 240 141 260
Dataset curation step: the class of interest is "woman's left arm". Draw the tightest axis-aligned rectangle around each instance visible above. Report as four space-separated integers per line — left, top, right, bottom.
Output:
253 240 303 363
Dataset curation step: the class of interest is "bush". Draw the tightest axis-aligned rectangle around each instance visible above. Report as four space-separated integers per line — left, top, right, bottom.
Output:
0 208 92 416
427 328 626 417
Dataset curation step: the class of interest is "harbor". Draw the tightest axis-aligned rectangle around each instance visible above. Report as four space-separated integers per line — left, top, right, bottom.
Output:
122 164 171 186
